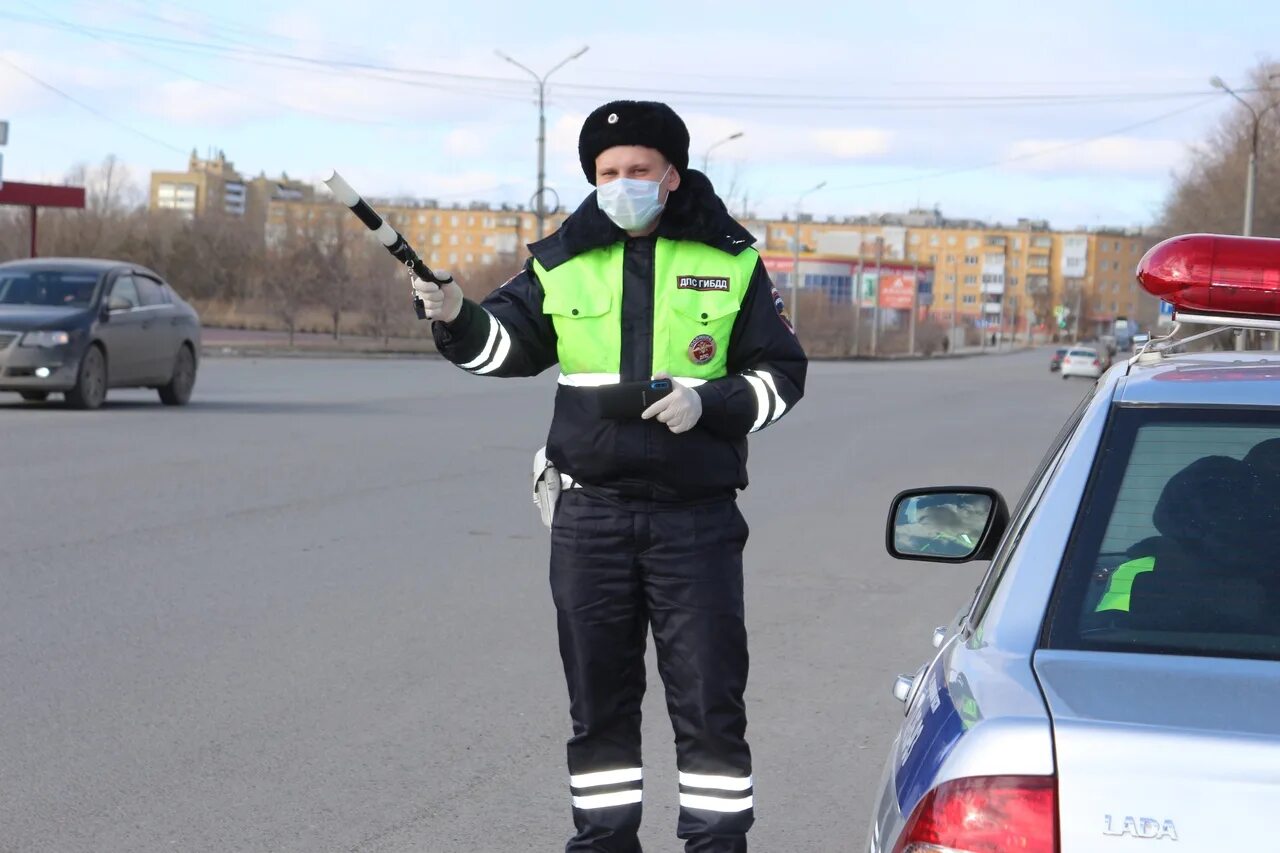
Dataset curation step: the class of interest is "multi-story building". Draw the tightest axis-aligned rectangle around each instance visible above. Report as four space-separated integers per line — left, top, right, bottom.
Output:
149 151 314 234
265 196 567 271
751 208 1156 339
1086 230 1160 336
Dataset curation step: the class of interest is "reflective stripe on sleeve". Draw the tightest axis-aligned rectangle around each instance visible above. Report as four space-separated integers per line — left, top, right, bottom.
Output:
744 374 773 432
752 369 787 423
474 321 511 375
459 310 510 373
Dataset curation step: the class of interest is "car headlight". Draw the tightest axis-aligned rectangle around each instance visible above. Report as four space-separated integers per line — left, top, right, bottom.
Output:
20 331 72 347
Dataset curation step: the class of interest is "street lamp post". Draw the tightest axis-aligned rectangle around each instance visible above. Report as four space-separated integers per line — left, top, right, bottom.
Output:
1211 74 1278 349
790 181 826 336
497 46 589 241
701 131 744 172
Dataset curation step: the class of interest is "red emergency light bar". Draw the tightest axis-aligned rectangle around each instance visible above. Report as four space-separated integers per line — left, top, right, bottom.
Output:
1137 233 1280 320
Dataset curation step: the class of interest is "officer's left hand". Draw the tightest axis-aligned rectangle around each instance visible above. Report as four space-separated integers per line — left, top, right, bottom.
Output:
642 374 702 434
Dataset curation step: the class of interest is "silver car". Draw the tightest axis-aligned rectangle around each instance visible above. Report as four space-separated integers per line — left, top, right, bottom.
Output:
867 343 1280 850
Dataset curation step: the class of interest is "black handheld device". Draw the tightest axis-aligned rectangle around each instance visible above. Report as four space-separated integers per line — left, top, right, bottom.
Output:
598 379 674 419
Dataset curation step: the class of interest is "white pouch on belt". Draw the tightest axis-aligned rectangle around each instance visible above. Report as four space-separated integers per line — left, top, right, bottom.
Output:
532 446 561 530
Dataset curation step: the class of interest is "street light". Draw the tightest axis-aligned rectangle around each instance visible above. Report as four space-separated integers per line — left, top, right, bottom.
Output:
701 131 744 172
1212 74 1279 350
1209 75 1279 237
496 46 590 241
790 181 826 336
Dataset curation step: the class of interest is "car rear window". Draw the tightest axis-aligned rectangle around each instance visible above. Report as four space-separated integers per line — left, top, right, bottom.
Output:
1067 349 1096 358
1044 408 1280 661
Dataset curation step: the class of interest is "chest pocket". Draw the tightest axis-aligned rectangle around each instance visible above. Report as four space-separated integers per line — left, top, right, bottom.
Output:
544 284 619 377
660 292 740 380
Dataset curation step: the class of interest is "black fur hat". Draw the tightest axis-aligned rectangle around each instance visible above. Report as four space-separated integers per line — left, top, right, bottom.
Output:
578 100 690 185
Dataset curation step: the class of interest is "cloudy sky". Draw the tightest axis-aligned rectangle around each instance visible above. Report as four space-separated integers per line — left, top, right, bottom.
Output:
1 0 1277 229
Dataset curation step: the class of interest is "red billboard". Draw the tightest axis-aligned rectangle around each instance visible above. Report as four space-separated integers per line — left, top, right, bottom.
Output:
878 272 917 310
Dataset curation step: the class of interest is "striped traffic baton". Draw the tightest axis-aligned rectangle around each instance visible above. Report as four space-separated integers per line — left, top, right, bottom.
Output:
323 169 451 320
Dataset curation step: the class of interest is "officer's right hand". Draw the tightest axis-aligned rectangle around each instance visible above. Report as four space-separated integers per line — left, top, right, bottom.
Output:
413 278 464 323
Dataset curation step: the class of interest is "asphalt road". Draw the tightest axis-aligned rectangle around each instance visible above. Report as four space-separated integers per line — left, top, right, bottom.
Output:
0 350 1088 853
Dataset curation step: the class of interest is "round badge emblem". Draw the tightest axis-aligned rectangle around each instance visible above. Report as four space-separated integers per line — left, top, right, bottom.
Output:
688 334 716 365
607 112 619 124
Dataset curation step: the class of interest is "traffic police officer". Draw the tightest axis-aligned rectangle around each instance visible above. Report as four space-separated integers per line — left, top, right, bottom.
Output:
416 100 806 853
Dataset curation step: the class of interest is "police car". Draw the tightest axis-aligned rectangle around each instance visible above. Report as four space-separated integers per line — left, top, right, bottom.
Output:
866 233 1280 853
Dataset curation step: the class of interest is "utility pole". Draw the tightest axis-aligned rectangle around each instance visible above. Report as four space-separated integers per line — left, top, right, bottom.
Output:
790 180 826 336
871 239 883 357
852 259 864 356
908 262 919 356
497 46 589 241
1211 74 1279 350
949 255 958 353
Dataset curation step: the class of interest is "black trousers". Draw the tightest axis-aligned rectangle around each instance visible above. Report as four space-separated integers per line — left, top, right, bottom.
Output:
551 490 754 853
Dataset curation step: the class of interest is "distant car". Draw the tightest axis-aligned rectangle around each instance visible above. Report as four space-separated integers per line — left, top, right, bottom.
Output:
1060 346 1102 379
1049 347 1069 372
0 258 201 409
864 232 1280 853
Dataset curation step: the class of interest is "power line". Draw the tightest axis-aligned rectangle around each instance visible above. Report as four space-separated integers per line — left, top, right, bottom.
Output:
19 2 399 127
0 11 1252 112
0 54 186 155
814 97 1218 196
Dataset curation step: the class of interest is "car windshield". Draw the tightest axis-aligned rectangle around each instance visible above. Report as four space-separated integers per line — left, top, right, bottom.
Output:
1055 348 1069 356
1045 408 1280 661
0 268 101 308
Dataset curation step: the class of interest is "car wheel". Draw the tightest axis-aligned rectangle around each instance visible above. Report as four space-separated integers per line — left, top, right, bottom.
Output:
65 345 107 410
20 391 49 402
1062 373 1068 380
158 345 196 406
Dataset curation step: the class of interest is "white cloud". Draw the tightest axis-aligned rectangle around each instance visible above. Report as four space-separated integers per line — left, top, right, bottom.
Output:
1001 137 1189 176
812 129 894 159
442 127 492 159
143 79 277 126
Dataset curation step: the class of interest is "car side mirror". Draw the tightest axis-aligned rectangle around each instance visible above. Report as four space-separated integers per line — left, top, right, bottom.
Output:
886 487 1009 563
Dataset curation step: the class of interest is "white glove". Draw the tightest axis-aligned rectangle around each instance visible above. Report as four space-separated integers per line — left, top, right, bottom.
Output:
412 278 464 323
642 374 703 434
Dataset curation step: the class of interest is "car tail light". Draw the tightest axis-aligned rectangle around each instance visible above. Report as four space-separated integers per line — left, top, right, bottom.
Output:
1092 359 1100 367
892 775 1057 853
1138 233 1280 317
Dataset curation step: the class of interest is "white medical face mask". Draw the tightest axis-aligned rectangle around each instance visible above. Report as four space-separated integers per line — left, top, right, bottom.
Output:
596 166 671 232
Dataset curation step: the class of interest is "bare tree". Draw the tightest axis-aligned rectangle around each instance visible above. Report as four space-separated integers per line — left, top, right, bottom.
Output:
314 212 349 339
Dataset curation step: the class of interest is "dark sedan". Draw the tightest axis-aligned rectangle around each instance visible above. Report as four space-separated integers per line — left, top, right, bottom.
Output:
1049 346 1068 372
0 258 201 409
